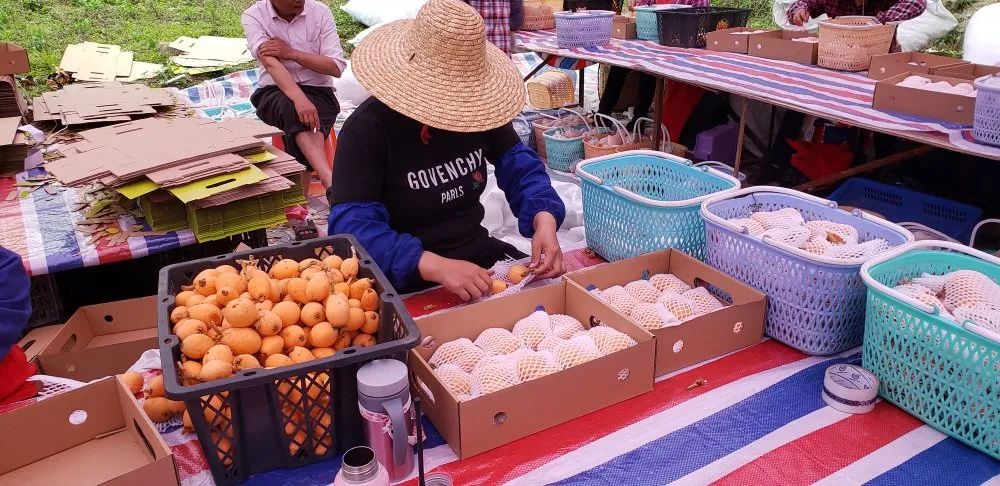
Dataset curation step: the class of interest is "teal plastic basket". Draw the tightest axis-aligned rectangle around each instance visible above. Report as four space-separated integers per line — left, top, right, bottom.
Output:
635 4 692 41
861 240 1000 460
543 125 591 172
577 150 740 261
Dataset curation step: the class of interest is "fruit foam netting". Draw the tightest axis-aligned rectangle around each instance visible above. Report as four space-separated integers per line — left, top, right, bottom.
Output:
429 337 486 372
516 351 561 382
550 314 586 339
599 285 639 315
512 310 552 350
433 363 472 397
588 326 637 355
682 286 726 314
553 334 602 369
470 361 518 397
750 207 805 230
656 292 696 320
474 327 524 356
630 302 680 330
649 273 692 294
625 280 662 303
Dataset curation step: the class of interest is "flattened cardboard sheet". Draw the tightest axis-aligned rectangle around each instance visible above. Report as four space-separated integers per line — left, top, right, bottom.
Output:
0 43 29 76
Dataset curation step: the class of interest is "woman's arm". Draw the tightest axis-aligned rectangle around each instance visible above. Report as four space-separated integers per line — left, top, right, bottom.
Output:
328 202 424 289
0 247 30 361
493 142 567 237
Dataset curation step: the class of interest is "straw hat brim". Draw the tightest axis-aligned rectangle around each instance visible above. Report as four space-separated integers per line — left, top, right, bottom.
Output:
352 19 526 133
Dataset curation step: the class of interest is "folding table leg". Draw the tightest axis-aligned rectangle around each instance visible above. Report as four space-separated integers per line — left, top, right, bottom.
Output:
733 100 748 178
578 67 585 108
652 76 665 150
523 54 551 81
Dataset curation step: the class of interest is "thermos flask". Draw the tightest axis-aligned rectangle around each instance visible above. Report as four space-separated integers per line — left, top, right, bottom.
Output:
357 359 416 482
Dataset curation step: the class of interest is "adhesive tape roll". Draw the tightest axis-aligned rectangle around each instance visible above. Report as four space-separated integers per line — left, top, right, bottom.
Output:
822 364 878 414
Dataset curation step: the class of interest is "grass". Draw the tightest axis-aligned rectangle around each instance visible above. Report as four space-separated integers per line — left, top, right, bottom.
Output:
0 0 365 96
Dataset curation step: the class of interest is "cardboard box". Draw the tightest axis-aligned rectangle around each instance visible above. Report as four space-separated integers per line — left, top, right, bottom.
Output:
867 52 967 81
17 324 66 365
612 16 637 39
0 376 179 486
933 62 1000 81
410 282 655 458
35 297 158 381
0 43 29 76
872 72 976 125
705 27 774 54
747 30 818 65
565 249 766 376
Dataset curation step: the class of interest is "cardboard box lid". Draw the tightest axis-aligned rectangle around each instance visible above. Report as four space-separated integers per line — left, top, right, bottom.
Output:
0 43 29 76
36 297 158 381
933 62 1000 80
0 377 176 486
868 51 967 81
17 324 66 363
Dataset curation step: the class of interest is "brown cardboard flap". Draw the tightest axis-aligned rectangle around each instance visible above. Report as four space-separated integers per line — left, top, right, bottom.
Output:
747 30 817 65
409 352 463 455
933 63 1000 80
17 324 66 363
872 72 976 125
705 27 760 54
0 43 29 76
868 52 967 81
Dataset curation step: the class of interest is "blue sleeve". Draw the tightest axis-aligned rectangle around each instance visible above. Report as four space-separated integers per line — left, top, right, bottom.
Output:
494 142 567 238
0 247 31 362
327 202 424 290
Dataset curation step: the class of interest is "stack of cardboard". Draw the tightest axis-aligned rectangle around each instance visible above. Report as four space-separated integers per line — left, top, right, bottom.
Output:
32 81 176 126
167 36 254 69
0 75 25 118
59 42 164 82
0 116 27 176
45 117 307 241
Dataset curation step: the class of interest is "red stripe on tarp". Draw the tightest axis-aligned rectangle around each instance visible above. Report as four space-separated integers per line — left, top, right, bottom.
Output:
403 340 806 486
712 402 924 485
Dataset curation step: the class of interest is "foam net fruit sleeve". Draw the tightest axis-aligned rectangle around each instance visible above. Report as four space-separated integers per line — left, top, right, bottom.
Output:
655 292 696 320
823 238 890 260
750 207 805 230
682 286 726 314
588 326 637 355
912 272 949 294
429 338 487 372
550 314 586 339
554 335 602 369
805 220 860 245
470 361 518 397
649 273 692 294
474 328 525 356
941 270 1000 312
801 234 833 255
952 306 1000 335
762 226 812 248
600 285 639 315
892 283 953 318
725 218 767 236
537 335 567 352
516 352 561 381
513 310 553 350
625 280 663 303
630 302 680 330
433 363 472 397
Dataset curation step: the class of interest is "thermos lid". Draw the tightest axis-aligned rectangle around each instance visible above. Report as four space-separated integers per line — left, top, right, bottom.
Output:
357 359 409 399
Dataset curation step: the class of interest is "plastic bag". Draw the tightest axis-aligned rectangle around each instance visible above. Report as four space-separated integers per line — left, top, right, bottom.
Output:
964 4 1000 64
897 0 958 52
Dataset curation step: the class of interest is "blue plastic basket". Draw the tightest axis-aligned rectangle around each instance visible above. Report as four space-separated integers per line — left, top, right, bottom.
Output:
828 178 982 242
577 150 740 262
861 241 1000 460
543 125 590 172
635 4 691 41
701 186 914 355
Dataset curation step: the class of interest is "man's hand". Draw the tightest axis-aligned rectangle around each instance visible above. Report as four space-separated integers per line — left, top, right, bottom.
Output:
419 252 493 301
258 38 296 60
791 8 811 26
292 96 319 130
529 211 565 280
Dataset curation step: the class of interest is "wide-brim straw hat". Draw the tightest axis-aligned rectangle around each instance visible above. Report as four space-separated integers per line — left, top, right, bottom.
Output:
352 0 525 133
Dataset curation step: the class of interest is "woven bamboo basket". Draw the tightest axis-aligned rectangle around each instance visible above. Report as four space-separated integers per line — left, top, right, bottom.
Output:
584 114 655 159
818 16 897 71
527 70 576 109
522 1 556 30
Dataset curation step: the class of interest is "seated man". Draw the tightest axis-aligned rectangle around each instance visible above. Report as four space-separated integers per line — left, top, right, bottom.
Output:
788 0 926 24
242 0 347 189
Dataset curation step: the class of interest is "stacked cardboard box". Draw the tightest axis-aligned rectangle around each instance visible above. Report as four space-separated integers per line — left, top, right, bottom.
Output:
0 75 25 118
32 81 176 126
59 42 164 82
0 115 27 176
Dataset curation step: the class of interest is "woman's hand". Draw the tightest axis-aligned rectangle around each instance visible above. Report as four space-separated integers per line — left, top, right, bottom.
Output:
419 252 492 301
529 212 565 279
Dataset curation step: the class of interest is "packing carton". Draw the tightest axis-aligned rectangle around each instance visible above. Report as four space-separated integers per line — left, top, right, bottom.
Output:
0 43 29 76
867 52 968 81
410 282 654 458
17 324 66 365
746 30 818 65
565 248 766 376
0 376 179 486
872 72 976 125
705 27 767 54
612 16 637 39
933 62 1000 80
35 297 158 381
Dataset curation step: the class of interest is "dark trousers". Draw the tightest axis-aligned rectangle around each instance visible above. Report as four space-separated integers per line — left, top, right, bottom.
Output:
599 66 657 129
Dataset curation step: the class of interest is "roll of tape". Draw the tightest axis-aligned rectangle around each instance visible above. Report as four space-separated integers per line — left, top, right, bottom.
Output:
822 364 878 414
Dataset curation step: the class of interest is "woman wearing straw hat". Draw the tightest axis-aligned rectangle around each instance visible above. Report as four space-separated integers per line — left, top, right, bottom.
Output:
327 0 567 300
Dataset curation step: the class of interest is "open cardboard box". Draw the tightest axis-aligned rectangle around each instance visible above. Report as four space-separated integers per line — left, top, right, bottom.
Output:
0 43 29 76
612 16 637 39
0 376 178 486
410 282 654 459
705 27 770 54
34 297 158 381
934 62 1000 81
868 52 967 81
17 324 66 365
565 249 766 376
872 72 976 125
747 30 818 65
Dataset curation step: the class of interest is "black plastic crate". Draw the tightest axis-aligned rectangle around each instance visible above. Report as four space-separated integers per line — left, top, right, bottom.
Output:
655 7 750 48
27 273 62 328
157 235 420 485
